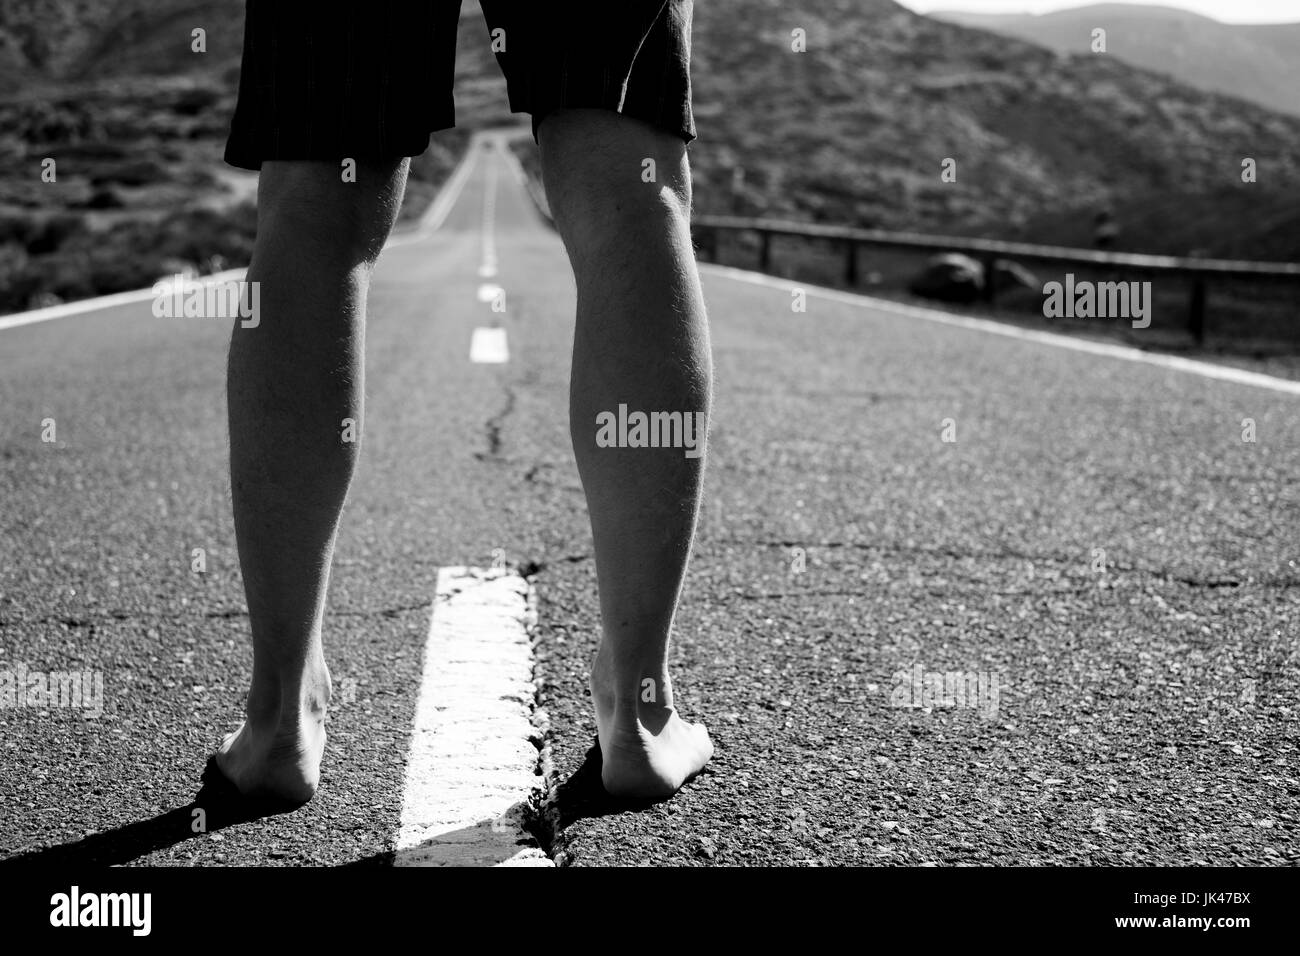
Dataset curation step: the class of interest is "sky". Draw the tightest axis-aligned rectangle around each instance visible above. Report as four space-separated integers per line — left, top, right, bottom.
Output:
894 0 1299 24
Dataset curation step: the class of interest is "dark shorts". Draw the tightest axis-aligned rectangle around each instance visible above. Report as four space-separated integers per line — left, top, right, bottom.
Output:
223 0 695 170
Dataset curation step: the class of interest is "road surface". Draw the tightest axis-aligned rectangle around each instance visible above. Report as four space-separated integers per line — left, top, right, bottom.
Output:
1 132 1296 867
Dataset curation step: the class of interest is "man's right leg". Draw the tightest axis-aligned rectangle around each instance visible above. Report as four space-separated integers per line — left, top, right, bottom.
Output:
218 159 407 802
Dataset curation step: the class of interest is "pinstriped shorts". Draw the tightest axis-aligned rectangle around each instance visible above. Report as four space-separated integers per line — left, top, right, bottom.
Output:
223 0 695 170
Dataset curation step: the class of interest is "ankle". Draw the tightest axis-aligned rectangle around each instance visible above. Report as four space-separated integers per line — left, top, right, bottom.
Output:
593 650 673 710
246 660 331 729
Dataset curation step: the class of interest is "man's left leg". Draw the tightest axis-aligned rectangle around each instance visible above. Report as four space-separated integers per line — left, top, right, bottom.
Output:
540 109 714 798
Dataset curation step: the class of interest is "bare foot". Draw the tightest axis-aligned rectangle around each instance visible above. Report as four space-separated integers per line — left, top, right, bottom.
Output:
215 667 330 803
590 649 713 800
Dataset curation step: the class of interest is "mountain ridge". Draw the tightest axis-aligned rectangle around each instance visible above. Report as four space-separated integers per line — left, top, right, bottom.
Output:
1 0 1297 264
930 2 1300 118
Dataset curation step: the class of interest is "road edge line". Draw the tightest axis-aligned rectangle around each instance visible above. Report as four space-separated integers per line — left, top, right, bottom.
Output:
0 268 249 331
0 135 484 332
700 262 1300 397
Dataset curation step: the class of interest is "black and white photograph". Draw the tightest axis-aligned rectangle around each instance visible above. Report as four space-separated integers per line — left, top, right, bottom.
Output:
0 0 1295 934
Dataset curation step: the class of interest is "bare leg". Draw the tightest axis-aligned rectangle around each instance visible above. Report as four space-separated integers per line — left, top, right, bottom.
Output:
217 158 407 801
540 110 714 799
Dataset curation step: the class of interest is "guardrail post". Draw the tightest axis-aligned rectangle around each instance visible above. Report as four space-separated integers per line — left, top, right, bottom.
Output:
982 255 998 304
683 218 1300 336
696 226 716 262
1188 276 1207 346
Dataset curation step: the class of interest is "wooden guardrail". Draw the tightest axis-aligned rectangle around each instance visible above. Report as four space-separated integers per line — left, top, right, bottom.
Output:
692 216 1300 345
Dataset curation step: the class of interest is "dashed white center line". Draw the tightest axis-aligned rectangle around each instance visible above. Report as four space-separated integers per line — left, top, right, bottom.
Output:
478 144 500 279
468 141 511 365
469 326 509 363
395 567 552 867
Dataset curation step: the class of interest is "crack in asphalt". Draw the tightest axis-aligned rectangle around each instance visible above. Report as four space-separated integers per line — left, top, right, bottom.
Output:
475 385 517 461
520 462 582 492
520 555 591 575
205 601 434 620
728 386 915 403
711 539 1293 589
0 601 435 629
722 588 883 601
504 565 563 866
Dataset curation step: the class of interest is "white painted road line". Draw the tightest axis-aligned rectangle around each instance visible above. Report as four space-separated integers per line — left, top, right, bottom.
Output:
703 263 1300 397
410 132 483 238
0 268 248 332
470 326 509 363
395 567 552 867
498 129 554 223
479 143 500 279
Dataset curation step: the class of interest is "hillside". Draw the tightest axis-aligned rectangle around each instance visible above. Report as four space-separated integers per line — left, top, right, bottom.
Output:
0 0 245 91
1 0 1298 316
0 2 506 313
931 3 1300 119
685 0 1300 259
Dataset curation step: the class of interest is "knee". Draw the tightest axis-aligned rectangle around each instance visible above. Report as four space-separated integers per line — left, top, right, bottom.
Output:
539 110 692 260
255 159 408 268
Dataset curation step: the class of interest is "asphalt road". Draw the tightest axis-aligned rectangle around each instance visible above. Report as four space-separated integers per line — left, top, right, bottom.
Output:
1 133 1297 867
